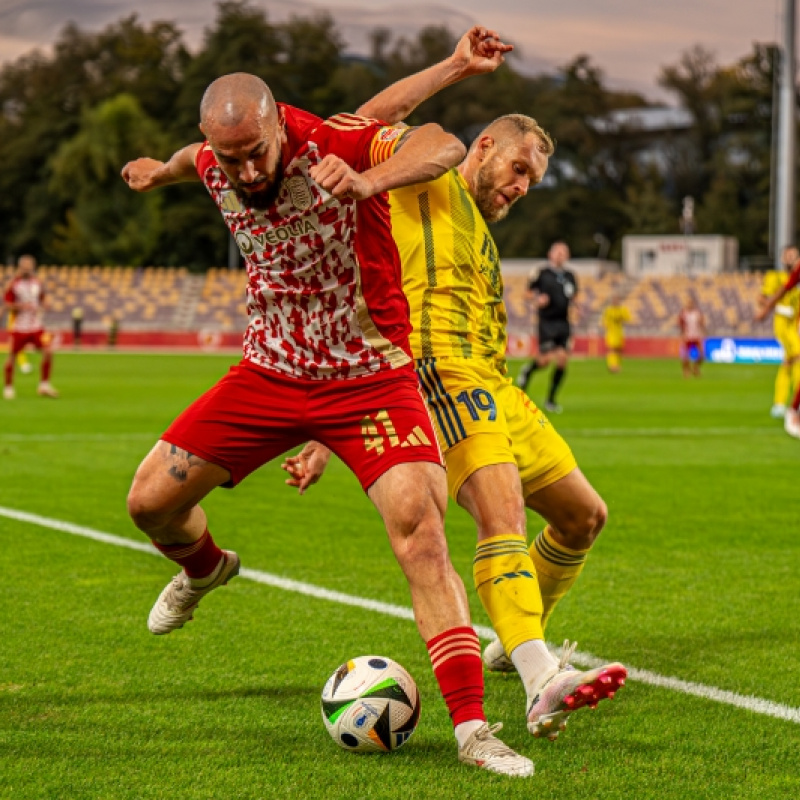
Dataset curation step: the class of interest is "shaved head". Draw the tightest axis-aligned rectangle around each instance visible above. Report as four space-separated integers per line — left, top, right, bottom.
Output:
198 73 287 210
200 73 277 129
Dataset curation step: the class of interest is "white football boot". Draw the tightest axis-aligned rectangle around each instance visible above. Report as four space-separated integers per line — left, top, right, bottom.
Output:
482 637 517 673
785 409 800 439
458 722 534 777
37 382 59 398
148 550 240 634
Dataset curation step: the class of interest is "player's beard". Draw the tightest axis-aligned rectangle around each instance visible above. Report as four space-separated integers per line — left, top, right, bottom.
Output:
235 152 285 211
474 157 516 224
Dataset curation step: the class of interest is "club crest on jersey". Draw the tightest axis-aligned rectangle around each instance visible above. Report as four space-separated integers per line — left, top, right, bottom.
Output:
219 191 246 214
286 176 313 211
377 126 404 142
234 218 320 256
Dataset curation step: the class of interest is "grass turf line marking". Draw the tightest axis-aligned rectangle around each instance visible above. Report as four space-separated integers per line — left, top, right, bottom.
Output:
2 503 799 726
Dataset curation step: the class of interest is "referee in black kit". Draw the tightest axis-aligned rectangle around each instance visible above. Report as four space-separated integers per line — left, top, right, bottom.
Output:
516 241 577 413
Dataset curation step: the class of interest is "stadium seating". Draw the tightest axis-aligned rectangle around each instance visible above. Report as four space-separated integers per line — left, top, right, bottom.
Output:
1 265 194 331
0 265 776 338
505 270 770 337
192 268 247 332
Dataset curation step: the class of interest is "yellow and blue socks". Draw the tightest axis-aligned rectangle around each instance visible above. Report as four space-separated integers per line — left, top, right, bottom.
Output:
529 526 589 630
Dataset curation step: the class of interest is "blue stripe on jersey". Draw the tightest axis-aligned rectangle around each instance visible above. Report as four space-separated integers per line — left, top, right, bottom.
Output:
415 358 467 446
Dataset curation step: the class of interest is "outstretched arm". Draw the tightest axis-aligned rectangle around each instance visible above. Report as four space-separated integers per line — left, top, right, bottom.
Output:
309 123 465 200
356 26 513 124
121 143 203 192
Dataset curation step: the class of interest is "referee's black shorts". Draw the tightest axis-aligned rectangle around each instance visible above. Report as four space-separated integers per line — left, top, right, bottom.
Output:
538 320 571 353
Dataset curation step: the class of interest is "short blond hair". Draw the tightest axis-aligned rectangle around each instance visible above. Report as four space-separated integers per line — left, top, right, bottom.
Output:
478 114 554 156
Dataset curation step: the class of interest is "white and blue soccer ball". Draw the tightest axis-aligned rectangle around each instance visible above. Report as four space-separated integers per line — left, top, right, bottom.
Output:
321 655 420 753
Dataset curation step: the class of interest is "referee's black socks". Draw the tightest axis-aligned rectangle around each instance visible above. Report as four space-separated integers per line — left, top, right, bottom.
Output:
548 366 566 403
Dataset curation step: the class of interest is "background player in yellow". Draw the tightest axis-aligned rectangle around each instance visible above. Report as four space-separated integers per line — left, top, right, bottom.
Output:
283 26 626 742
758 245 800 419
601 292 632 373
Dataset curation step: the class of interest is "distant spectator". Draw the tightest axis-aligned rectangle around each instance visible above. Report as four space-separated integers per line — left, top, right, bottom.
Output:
107 314 119 348
72 306 84 348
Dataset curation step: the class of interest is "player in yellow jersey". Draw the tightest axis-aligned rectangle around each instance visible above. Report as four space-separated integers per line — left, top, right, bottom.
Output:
283 27 626 742
601 293 632 373
758 245 800 418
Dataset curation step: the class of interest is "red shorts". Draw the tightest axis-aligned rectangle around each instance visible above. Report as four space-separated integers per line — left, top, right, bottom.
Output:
680 340 703 360
10 330 46 354
163 360 443 490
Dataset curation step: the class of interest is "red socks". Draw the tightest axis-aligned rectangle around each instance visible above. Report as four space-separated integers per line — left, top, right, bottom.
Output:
426 626 486 727
153 529 224 578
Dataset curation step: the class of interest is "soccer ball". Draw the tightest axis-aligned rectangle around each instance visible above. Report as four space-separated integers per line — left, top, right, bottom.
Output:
321 655 420 753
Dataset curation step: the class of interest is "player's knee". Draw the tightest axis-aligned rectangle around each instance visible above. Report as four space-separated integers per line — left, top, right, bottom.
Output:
127 479 172 535
396 515 450 573
558 495 608 549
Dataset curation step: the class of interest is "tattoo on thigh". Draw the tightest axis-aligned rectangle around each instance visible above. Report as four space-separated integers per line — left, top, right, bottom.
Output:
166 444 201 483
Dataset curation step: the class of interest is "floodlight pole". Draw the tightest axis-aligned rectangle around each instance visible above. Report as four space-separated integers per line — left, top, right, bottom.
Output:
775 0 797 268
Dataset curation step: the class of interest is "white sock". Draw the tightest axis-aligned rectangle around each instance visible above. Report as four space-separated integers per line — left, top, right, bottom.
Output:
511 639 559 700
454 719 486 748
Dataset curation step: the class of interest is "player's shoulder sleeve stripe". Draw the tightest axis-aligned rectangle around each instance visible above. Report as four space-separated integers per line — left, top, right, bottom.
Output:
195 142 216 176
324 113 379 131
369 125 410 168
786 262 800 291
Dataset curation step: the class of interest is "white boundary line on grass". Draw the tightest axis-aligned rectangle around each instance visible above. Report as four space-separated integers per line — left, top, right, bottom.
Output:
2 503 799 726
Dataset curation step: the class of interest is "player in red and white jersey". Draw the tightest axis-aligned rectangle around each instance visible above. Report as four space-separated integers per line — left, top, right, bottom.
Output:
3 255 58 399
757 256 800 436
677 295 706 378
121 73 532 776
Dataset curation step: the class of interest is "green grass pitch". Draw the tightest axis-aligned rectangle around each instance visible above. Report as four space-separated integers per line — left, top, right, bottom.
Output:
1 352 799 799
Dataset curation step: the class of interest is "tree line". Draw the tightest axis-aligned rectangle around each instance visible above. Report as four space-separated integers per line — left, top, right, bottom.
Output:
0 0 787 269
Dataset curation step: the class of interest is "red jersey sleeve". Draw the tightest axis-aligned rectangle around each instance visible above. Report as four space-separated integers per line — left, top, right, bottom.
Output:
784 261 800 293
4 285 14 304
195 142 217 179
319 114 407 172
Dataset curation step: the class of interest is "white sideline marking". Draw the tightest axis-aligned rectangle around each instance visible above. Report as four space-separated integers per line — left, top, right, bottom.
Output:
2 504 799 725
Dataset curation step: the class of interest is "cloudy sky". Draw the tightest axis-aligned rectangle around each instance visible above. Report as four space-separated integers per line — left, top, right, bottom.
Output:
0 0 789 101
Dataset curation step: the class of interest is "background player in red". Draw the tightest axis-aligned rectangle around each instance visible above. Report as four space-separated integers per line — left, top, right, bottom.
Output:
677 294 706 378
121 73 533 776
756 256 800 437
3 254 58 400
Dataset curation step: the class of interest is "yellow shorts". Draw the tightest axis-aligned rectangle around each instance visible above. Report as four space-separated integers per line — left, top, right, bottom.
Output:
414 357 577 500
774 316 800 361
605 334 624 350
